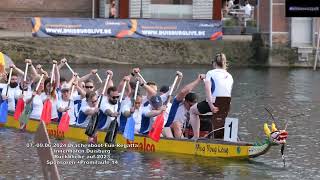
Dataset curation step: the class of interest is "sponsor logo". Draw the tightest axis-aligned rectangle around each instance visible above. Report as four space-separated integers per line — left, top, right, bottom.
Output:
126 138 155 152
47 128 64 139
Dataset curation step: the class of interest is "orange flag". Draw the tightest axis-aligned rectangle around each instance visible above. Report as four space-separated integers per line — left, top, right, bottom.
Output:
40 99 52 124
148 113 164 142
58 112 70 132
14 98 25 120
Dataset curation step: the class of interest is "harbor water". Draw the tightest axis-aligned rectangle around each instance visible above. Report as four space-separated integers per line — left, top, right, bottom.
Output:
0 66 319 179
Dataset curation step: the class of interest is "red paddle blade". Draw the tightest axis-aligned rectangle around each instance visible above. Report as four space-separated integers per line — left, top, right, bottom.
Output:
148 113 164 142
40 99 52 124
58 112 70 132
14 98 25 120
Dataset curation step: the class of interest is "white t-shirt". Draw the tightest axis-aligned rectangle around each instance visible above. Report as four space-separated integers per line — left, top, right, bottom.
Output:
141 103 171 133
78 105 95 127
71 93 82 118
243 4 252 16
205 69 233 102
132 108 142 134
30 93 46 120
14 87 33 102
1 84 19 111
173 102 188 124
57 98 76 125
99 96 118 129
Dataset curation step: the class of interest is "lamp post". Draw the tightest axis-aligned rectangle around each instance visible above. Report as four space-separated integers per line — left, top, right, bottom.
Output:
140 0 143 18
269 0 272 48
92 0 95 19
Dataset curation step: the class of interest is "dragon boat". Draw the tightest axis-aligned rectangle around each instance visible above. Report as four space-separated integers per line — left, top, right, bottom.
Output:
2 113 288 159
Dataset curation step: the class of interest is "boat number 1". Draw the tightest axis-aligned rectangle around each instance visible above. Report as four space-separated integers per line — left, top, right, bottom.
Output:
224 118 238 142
228 122 232 138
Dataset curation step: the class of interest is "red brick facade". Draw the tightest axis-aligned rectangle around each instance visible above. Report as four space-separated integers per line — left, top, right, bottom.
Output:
258 0 289 45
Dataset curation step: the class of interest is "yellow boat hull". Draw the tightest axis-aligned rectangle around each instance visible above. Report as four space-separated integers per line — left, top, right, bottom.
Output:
3 114 271 159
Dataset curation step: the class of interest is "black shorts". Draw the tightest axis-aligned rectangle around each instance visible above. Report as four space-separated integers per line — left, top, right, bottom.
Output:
196 97 231 115
196 100 212 114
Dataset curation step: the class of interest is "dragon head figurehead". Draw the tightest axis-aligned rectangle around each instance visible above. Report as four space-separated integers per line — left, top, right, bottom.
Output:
264 122 288 144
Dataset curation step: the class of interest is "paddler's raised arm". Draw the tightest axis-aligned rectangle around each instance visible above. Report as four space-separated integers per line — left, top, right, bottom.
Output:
53 60 60 89
26 60 41 81
57 58 67 70
73 81 86 98
100 70 114 96
161 71 183 101
176 74 204 101
117 75 131 98
10 63 24 76
136 77 156 98
78 69 97 82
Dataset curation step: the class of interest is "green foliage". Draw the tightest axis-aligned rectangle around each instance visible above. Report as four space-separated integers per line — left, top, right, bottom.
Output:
223 18 238 27
246 20 256 27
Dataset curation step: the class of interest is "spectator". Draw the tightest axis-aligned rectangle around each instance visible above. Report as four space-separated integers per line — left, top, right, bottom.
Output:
109 0 116 18
243 0 252 17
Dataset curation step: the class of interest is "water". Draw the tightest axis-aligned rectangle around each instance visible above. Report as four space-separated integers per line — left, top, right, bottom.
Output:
1 66 320 179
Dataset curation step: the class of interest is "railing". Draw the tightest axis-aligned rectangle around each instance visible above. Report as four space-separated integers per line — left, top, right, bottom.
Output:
150 4 192 19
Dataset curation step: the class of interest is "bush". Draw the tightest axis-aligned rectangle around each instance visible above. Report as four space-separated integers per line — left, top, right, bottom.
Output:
223 18 238 26
246 20 256 27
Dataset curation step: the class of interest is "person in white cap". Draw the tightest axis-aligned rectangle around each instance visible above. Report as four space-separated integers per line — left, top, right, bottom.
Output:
57 82 85 125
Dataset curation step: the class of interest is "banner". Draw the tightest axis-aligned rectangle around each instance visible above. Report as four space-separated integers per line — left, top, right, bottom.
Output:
31 17 222 40
286 0 320 17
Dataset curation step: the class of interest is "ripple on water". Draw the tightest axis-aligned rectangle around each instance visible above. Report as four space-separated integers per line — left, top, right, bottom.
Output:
1 67 320 179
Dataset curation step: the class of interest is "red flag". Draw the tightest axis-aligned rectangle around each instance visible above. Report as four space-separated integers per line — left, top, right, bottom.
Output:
148 113 164 142
58 112 70 132
14 98 25 121
40 99 52 124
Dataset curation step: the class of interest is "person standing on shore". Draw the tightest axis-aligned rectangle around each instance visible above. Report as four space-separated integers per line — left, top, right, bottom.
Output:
109 0 117 18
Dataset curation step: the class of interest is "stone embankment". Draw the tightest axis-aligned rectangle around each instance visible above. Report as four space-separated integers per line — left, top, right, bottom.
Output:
1 31 313 67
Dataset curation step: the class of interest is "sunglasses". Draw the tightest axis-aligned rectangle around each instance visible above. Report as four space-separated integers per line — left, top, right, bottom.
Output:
85 86 94 89
135 101 141 104
111 96 120 99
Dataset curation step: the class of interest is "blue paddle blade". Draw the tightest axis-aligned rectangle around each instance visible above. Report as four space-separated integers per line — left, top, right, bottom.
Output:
123 116 135 141
97 110 108 129
0 100 8 123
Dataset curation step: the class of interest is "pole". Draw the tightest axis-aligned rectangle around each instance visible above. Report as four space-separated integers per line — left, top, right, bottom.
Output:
140 0 143 18
314 18 320 71
257 0 260 32
269 0 273 48
92 0 95 19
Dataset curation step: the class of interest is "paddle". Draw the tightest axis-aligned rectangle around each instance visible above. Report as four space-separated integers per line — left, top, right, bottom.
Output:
40 61 56 124
149 74 179 142
0 67 13 123
19 74 45 127
58 84 75 132
123 80 139 141
105 79 127 143
96 73 103 84
14 62 29 120
65 62 75 75
85 74 111 137
34 120 60 179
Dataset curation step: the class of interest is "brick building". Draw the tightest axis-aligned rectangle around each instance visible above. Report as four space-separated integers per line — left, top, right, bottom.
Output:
0 0 99 31
0 0 223 32
258 0 320 61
